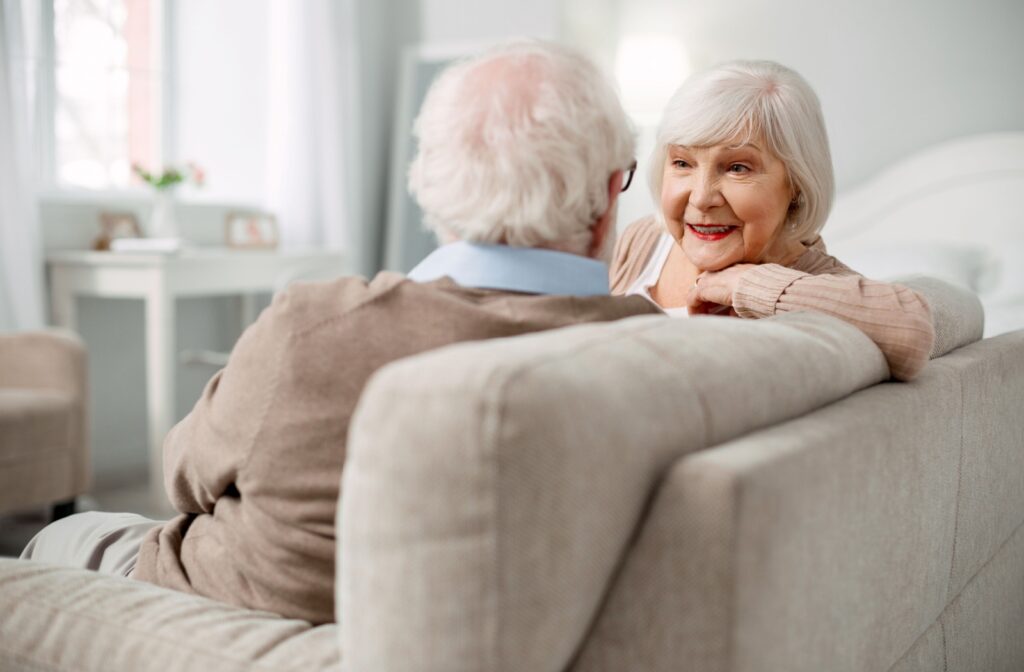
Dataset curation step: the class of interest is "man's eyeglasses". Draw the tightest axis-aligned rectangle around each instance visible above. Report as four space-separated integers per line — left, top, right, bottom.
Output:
621 159 637 192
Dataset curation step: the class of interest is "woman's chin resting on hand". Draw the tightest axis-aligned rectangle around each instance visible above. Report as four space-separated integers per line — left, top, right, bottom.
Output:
609 60 936 381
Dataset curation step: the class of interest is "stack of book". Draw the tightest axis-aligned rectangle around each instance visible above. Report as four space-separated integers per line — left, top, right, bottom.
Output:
109 238 185 254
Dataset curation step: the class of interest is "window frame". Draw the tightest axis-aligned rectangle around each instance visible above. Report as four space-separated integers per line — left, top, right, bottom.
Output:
34 0 177 198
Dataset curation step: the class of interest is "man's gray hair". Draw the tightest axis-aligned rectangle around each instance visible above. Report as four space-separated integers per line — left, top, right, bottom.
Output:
648 60 835 244
409 40 635 255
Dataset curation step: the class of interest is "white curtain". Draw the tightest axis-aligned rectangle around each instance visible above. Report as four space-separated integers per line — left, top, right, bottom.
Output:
0 0 44 331
265 0 355 259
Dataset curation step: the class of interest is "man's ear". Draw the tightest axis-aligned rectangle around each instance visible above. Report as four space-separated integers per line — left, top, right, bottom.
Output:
588 170 624 258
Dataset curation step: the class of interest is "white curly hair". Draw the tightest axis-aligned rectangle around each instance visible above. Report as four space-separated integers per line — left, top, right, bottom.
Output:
408 40 635 255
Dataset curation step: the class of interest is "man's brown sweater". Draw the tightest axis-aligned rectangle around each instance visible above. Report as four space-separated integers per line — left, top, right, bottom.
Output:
131 270 660 624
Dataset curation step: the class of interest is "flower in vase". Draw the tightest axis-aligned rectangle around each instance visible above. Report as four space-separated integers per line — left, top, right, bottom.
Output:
133 162 206 190
187 162 206 187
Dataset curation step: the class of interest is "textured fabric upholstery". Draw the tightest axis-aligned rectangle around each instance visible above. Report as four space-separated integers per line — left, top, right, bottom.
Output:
0 558 340 672
0 311 1017 672
934 332 1024 600
340 311 890 672
0 390 74 460
887 621 945 672
896 275 985 358
573 364 964 672
0 329 89 513
943 518 1024 672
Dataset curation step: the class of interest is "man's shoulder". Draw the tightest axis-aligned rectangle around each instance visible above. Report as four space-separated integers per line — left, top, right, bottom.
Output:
269 270 660 339
273 271 406 314
419 279 664 327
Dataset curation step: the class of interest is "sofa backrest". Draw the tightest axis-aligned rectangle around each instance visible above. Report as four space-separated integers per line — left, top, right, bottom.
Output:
569 327 1023 672
338 311 898 672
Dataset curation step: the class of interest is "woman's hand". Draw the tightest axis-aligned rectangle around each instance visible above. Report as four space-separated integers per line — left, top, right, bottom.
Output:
686 264 758 316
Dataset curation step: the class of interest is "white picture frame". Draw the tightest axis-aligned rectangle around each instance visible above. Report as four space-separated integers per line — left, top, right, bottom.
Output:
225 211 279 249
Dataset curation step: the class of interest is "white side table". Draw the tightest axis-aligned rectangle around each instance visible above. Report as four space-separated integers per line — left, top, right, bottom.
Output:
46 248 346 508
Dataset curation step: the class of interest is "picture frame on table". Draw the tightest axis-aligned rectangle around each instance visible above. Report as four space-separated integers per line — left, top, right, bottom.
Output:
225 211 279 249
93 211 143 250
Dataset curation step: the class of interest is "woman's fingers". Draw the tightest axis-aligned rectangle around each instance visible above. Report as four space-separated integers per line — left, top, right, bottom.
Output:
686 264 755 315
687 275 731 308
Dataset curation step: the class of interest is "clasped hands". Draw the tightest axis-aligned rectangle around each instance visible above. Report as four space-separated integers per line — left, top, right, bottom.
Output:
686 263 757 316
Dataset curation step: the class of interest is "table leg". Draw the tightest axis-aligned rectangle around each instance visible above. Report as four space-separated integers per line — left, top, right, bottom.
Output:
240 293 257 331
145 281 176 511
49 268 77 330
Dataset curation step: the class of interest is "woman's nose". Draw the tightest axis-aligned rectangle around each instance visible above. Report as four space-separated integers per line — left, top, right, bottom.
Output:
689 168 725 210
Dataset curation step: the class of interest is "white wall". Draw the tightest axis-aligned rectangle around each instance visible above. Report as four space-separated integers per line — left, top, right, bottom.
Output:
347 0 420 275
595 0 1024 194
419 0 559 43
174 0 271 205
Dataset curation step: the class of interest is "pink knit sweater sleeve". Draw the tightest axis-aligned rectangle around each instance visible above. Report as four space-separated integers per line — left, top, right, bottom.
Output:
733 245 935 381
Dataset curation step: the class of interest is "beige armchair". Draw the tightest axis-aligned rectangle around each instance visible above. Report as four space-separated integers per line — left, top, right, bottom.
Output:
0 329 89 519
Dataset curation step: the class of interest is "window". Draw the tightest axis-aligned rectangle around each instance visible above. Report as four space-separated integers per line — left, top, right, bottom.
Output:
44 0 167 190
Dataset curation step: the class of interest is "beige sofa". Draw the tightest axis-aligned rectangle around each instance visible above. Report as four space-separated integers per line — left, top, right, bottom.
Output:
1 278 1021 672
0 329 89 519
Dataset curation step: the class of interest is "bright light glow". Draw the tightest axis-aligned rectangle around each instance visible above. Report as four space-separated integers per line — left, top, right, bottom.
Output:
53 0 161 190
615 34 691 125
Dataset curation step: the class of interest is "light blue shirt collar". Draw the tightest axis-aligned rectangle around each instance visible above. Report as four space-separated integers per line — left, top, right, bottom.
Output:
407 241 609 296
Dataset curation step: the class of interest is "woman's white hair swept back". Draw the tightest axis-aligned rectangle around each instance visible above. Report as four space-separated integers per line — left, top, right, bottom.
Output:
649 60 835 243
408 40 635 254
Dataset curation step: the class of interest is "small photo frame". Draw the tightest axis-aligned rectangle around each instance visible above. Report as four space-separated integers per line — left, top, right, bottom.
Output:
225 211 279 249
94 211 142 250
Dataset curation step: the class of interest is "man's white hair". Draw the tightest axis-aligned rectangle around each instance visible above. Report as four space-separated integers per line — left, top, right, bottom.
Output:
648 60 834 244
409 40 634 255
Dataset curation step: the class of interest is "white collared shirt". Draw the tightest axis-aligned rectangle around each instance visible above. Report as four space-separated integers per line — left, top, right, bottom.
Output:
408 241 610 296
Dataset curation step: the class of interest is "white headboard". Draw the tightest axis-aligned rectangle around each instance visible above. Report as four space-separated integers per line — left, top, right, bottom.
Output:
827 132 1024 252
826 132 1024 337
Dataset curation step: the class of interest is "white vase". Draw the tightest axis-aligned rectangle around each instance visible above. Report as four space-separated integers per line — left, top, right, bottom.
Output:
149 190 179 239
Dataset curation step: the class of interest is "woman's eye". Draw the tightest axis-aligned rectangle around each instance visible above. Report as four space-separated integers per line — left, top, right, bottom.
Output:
672 159 691 169
728 163 751 173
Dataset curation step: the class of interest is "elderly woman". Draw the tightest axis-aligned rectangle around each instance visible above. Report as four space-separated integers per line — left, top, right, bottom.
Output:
611 60 934 381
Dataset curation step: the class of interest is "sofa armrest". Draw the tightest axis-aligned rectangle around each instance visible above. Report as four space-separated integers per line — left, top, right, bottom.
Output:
896 275 985 357
0 329 86 397
0 558 340 672
0 329 90 500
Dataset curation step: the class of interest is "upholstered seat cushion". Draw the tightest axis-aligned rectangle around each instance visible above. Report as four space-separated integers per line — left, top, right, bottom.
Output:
0 389 75 461
0 558 341 672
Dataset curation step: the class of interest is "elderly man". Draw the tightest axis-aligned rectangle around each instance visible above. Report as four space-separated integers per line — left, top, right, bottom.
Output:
20 41 660 623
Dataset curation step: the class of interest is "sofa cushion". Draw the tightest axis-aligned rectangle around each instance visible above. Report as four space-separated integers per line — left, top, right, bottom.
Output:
0 329 86 394
339 311 891 672
0 558 341 672
0 389 74 461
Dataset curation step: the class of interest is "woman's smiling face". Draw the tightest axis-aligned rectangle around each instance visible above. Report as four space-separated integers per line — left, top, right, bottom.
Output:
660 139 795 272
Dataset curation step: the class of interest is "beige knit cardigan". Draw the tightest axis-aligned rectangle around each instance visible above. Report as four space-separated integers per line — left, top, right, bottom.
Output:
610 217 935 381
132 272 661 624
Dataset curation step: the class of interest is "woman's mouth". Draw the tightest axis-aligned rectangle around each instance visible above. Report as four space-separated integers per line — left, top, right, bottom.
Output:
686 224 738 242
